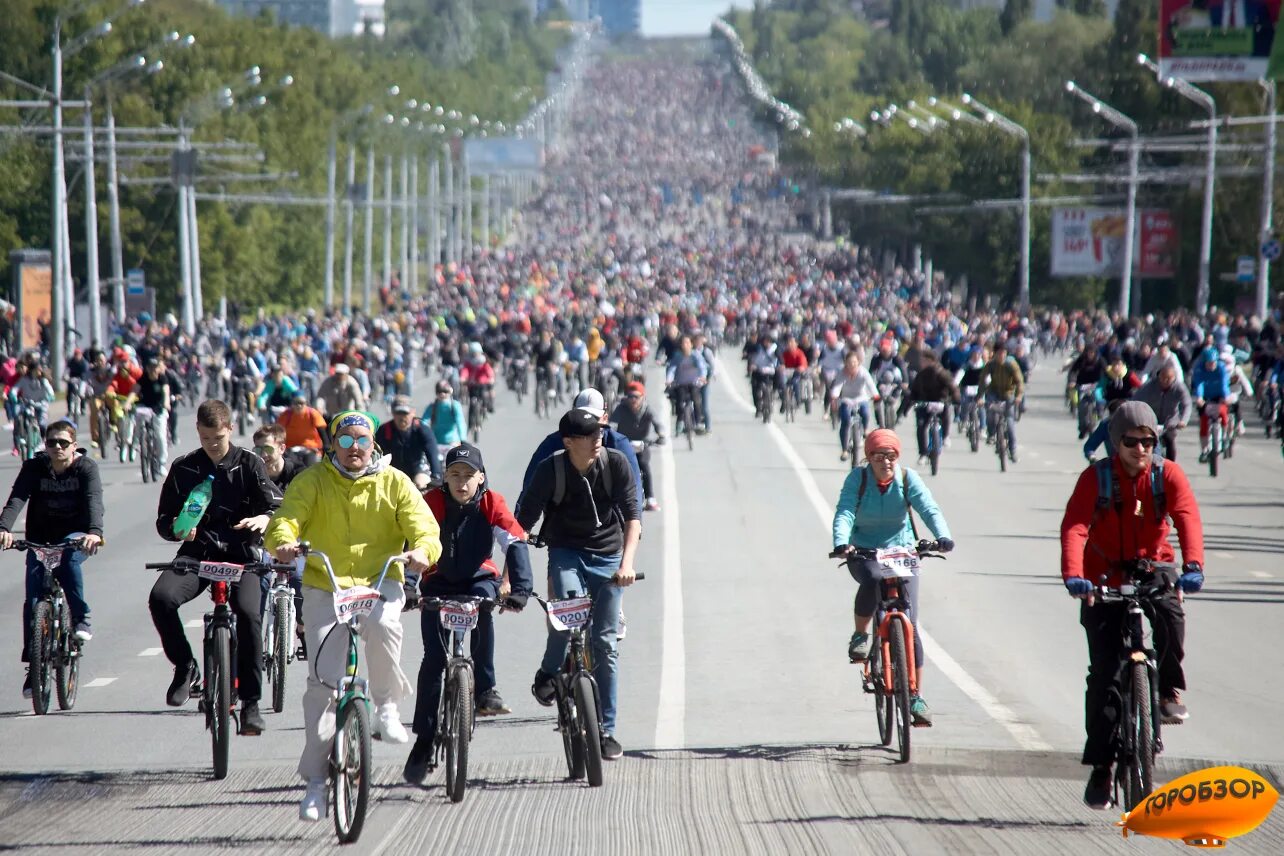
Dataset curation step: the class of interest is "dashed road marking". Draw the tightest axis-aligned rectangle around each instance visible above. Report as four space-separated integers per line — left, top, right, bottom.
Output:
1215 551 1235 559
1252 571 1274 579
84 678 117 688
654 422 686 750
185 619 203 629
138 647 164 657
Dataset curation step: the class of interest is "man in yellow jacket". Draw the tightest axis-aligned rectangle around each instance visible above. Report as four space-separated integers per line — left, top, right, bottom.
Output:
266 410 440 823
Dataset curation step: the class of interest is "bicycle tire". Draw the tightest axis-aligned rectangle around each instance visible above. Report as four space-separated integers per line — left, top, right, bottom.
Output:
870 642 893 746
574 673 604 787
1208 429 1219 478
888 615 912 764
210 626 232 780
56 600 79 711
684 401 694 451
272 594 290 714
968 416 979 453
97 409 110 459
445 666 473 803
557 681 586 780
30 601 54 715
333 698 372 843
1124 663 1156 810
996 419 1008 473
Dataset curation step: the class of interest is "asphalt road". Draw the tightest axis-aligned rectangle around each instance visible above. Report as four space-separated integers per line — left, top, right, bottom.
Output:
0 361 1282 855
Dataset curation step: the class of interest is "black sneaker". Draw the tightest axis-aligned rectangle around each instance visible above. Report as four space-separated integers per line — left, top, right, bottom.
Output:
1084 765 1114 810
476 688 512 716
601 734 623 760
240 702 265 735
166 660 199 707
22 668 32 700
531 669 556 707
403 738 433 784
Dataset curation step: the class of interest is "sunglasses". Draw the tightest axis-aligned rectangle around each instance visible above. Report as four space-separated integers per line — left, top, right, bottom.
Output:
572 429 603 441
253 444 277 454
1120 436 1157 450
869 451 899 463
337 434 373 450
45 438 73 450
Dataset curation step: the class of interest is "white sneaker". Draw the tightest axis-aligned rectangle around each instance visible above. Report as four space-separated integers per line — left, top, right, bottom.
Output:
377 704 409 744
299 777 326 822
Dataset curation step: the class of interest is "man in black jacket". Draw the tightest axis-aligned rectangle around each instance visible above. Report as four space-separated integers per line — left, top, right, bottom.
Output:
517 408 641 761
149 399 280 735
375 395 441 490
899 351 959 462
0 421 104 698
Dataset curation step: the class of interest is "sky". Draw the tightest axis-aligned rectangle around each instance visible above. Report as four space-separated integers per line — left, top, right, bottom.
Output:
641 0 754 37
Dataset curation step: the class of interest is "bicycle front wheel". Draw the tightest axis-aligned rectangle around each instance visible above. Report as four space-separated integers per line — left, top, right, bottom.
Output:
870 642 893 746
888 616 912 764
1123 663 1156 810
574 673 604 787
271 594 290 713
557 681 585 780
210 626 232 780
56 600 79 711
445 667 473 804
30 601 54 715
333 698 372 843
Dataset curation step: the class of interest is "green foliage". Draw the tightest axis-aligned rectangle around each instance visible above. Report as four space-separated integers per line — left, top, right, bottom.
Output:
999 0 1033 36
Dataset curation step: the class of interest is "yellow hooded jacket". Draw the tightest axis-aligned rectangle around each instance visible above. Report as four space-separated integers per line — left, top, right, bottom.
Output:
265 455 441 591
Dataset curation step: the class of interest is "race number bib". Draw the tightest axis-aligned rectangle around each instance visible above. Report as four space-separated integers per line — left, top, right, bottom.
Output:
31 547 65 571
198 561 245 583
334 586 382 624
547 597 593 632
875 547 920 578
438 601 480 632
963 385 979 397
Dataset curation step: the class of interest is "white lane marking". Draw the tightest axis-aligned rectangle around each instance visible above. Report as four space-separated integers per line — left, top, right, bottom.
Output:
138 647 164 657
185 619 203 629
1215 551 1234 559
1252 571 1274 579
653 421 686 750
718 363 1053 753
84 678 117 688
1044 460 1056 467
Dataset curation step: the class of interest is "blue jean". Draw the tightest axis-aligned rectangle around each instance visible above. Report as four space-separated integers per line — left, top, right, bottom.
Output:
986 395 1017 451
699 382 711 429
539 548 623 735
838 400 872 452
22 546 89 663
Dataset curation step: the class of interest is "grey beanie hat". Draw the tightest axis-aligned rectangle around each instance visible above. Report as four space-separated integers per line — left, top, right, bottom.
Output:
1109 400 1159 449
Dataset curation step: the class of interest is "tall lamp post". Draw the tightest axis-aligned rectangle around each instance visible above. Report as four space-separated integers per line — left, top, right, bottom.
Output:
1066 81 1140 318
961 94 1032 314
1138 54 1216 315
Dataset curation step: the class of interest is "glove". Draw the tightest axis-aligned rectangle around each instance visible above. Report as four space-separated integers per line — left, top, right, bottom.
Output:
654 435 666 446
502 593 529 612
403 575 421 610
1179 563 1204 594
935 537 955 554
1065 577 1094 598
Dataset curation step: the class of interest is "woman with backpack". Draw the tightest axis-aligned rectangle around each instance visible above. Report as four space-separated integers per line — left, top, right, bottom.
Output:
830 428 955 727
423 379 467 450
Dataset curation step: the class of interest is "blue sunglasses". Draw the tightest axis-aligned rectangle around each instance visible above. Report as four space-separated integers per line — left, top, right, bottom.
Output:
337 435 373 450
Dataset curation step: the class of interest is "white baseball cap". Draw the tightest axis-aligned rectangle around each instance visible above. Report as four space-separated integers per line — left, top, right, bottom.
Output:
573 388 606 418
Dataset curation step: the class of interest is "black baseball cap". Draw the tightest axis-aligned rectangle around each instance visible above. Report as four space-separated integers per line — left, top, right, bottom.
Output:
559 408 603 438
444 442 484 472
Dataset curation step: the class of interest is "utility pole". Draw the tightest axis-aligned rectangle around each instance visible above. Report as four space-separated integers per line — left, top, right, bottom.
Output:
342 145 355 313
105 99 125 321
409 156 419 295
1258 81 1276 320
324 130 337 309
362 146 375 313
444 143 455 266
399 150 410 294
81 85 102 346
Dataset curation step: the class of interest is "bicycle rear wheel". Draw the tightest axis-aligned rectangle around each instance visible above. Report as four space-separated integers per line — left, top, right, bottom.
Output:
574 673 604 787
56 600 79 711
210 626 232 780
1208 427 1219 478
445 666 473 803
557 681 586 780
683 401 695 450
333 698 372 843
996 419 1008 473
888 616 912 764
271 594 290 713
870 642 893 746
30 601 54 715
1123 663 1156 810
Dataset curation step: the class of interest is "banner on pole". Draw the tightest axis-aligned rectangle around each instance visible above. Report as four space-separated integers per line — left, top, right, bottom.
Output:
1051 208 1180 277
1159 0 1282 81
463 138 542 174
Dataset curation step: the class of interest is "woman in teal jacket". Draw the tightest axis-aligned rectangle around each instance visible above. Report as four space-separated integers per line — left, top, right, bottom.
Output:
423 380 468 448
831 428 954 726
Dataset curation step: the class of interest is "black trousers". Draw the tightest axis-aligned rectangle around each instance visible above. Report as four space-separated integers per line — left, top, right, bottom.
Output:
412 578 499 737
914 407 951 457
149 568 264 703
1080 595 1186 767
636 444 655 500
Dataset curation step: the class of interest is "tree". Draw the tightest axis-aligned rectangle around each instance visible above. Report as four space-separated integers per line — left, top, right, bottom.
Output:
999 0 1032 36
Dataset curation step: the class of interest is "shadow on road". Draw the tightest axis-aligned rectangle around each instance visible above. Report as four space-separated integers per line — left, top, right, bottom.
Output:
750 812 1094 831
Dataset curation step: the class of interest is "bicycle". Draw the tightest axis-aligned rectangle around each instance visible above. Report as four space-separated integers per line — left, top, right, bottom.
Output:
136 406 163 483
1078 383 1103 438
7 540 86 715
837 399 867 470
262 563 299 714
508 357 529 405
781 371 798 423
989 399 1013 472
830 540 944 764
672 384 698 450
466 386 487 444
752 367 775 423
960 385 981 453
95 396 117 461
296 544 403 843
14 401 42 461
65 378 89 426
144 553 293 780
1201 401 1226 478
1092 560 1181 811
419 594 497 803
535 571 645 788
917 401 946 476
534 366 554 419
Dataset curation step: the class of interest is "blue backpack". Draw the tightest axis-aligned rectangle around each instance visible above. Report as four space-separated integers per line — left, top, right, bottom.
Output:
1093 457 1166 522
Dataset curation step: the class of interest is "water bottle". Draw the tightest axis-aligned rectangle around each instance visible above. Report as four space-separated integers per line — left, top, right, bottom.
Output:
173 474 215 539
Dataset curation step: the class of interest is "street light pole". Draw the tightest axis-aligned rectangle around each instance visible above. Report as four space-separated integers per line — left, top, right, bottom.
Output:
342 145 355 313
324 129 337 309
105 98 126 321
51 22 66 390
188 178 203 321
443 143 455 266
400 150 410 293
176 124 195 335
383 154 393 295
1258 81 1276 320
429 156 439 271
363 146 375 313
1066 81 1140 318
409 156 419 294
961 94 1030 314
81 84 101 347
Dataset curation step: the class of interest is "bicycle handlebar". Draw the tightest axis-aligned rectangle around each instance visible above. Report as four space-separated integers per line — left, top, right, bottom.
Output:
828 540 944 560
421 595 497 613
1093 561 1181 603
294 541 403 592
144 556 295 574
8 539 83 552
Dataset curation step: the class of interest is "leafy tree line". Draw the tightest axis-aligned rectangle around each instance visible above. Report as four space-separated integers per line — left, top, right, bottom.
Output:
724 0 1276 311
0 0 566 314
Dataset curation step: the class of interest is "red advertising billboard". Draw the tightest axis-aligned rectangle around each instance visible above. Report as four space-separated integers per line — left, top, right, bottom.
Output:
1138 209 1179 278
1159 0 1282 81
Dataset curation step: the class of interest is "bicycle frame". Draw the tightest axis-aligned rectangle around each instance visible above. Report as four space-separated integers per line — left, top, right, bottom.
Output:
11 540 82 714
871 577 918 697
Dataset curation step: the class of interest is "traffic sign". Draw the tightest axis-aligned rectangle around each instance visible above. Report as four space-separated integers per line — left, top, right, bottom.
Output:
126 269 145 296
1263 239 1282 262
1237 256 1255 283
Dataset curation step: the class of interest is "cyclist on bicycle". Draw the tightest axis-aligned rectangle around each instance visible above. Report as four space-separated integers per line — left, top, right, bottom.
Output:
377 395 442 490
899 351 957 464
253 424 306 491
1134 366 1191 462
816 330 846 413
86 353 114 449
747 333 779 418
1059 400 1205 809
954 346 987 435
831 352 877 461
134 358 174 473
1190 347 1230 463
150 400 280 734
779 335 809 414
266 409 439 822
979 340 1024 463
665 336 709 434
15 363 54 433
257 363 298 414
1 420 104 697
277 393 326 462
609 382 666 512
520 388 643 511
460 345 497 416
404 442 534 784
831 428 954 726
424 380 468 450
518 408 642 762
317 363 364 417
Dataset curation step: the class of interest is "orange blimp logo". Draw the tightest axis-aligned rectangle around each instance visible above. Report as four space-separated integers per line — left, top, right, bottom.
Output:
1118 766 1278 847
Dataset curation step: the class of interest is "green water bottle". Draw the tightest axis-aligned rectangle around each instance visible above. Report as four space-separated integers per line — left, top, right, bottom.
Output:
173 474 215 539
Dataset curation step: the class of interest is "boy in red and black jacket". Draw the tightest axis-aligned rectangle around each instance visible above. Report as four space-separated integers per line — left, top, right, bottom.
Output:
404 442 532 785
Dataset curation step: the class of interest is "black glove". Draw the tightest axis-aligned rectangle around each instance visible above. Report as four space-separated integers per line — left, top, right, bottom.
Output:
503 592 529 612
403 575 421 610
936 537 955 554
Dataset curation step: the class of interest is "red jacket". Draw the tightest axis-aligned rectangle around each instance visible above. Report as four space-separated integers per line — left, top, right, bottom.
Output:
780 346 809 370
1060 457 1203 587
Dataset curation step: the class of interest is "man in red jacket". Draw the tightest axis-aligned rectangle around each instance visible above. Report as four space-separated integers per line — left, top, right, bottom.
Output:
1060 400 1205 810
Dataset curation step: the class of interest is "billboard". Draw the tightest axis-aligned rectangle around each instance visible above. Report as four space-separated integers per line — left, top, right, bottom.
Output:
9 251 53 351
463 137 543 174
1159 0 1282 81
1051 208 1180 278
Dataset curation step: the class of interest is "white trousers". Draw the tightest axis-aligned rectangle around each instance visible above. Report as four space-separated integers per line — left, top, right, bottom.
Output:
297 581 412 780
